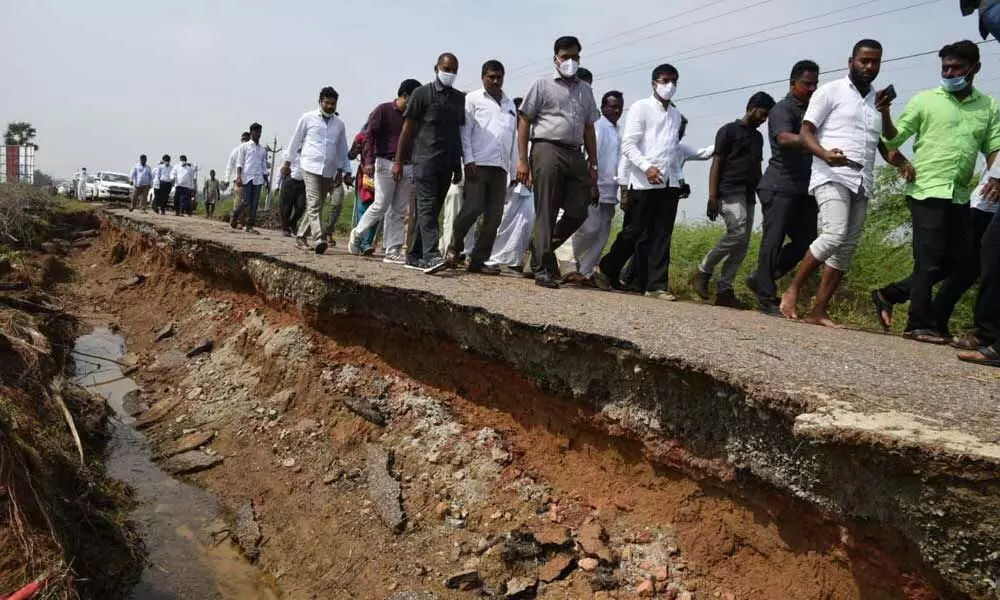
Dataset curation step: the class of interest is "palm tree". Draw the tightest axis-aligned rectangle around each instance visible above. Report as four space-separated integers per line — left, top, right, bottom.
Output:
3 122 39 150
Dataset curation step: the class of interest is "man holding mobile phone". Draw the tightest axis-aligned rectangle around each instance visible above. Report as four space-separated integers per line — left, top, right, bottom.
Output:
779 39 903 326
872 40 1000 344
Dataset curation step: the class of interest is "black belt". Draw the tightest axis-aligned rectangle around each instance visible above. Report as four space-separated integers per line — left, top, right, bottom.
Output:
531 139 582 151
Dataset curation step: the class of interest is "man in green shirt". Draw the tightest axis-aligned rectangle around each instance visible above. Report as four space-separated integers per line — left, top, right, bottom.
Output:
874 40 1000 343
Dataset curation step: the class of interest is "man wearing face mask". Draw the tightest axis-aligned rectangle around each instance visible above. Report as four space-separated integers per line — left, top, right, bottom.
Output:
284 87 352 255
780 39 902 326
392 53 466 271
594 64 683 300
871 40 1000 344
692 92 775 309
518 36 600 289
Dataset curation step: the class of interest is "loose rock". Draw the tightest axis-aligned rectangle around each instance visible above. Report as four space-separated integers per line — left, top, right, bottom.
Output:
366 444 405 533
121 389 149 417
161 450 222 475
135 398 182 428
444 570 482 591
579 557 600 572
343 396 387 426
148 350 187 372
389 592 439 600
154 321 176 342
153 430 215 460
637 578 656 598
185 338 214 358
504 576 537 598
539 554 574 583
232 501 262 562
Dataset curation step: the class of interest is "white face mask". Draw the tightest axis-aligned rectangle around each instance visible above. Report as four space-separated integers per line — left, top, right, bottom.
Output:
557 58 579 78
655 81 676 101
437 70 457 88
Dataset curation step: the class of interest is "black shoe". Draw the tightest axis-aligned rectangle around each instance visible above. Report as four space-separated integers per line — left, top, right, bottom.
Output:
715 289 748 310
315 241 328 255
469 263 501 276
759 300 783 317
230 219 239 229
692 270 711 300
535 275 560 289
745 275 764 299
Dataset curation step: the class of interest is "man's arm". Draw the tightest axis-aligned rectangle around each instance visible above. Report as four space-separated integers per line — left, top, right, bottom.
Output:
283 116 306 173
460 95 476 170
516 115 532 186
882 95 920 149
620 104 658 183
880 145 915 181
800 121 846 166
770 102 803 149
707 156 722 220
583 121 597 173
362 106 381 171
338 125 351 175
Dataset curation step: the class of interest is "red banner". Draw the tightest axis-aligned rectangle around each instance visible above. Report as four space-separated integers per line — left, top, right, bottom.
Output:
6 146 20 182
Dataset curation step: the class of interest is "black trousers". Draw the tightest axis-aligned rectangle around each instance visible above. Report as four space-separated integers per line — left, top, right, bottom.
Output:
974 208 1000 346
153 182 172 214
748 190 817 302
880 199 979 333
409 160 453 262
174 186 193 215
279 178 307 233
529 141 590 277
450 165 507 266
600 187 680 293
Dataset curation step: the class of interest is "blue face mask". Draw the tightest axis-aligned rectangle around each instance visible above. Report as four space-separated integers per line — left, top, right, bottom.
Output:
941 76 969 92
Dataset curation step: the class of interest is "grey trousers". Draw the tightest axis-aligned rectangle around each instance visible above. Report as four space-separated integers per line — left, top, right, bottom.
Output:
298 171 336 244
450 165 508 265
529 141 590 277
699 194 756 293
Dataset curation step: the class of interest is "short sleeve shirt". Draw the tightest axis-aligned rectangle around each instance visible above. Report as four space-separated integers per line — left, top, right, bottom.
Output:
758 94 812 195
714 120 764 200
404 80 466 168
520 74 600 146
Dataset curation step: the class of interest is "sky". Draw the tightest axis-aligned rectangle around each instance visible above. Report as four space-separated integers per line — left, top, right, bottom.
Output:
1 0 996 220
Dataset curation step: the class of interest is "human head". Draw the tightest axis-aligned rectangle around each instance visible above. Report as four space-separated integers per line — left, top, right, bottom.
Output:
651 63 679 102
939 40 981 91
249 123 262 143
553 36 582 79
179 154 188 163
139 154 147 165
81 167 87 172
601 90 624 125
319 86 339 115
209 169 216 178
161 154 170 164
240 131 250 143
745 92 776 128
435 53 459 88
481 60 505 97
789 60 820 102
577 67 593 85
849 39 883 87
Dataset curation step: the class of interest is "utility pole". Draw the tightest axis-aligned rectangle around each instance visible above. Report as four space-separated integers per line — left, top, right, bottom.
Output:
265 134 282 209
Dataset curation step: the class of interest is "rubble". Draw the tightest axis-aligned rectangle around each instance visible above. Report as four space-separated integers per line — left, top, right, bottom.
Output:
154 321 176 342
232 501 262 562
443 570 482 591
342 396 388 426
366 444 405 533
161 450 222 475
153 430 215 460
185 338 214 358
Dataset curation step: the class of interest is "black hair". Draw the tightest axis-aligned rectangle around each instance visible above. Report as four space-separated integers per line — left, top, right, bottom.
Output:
852 39 882 57
162 154 170 162
179 155 187 162
601 90 623 108
397 79 422 97
210 169 216 175
437 52 458 66
554 36 581 54
577 67 593 84
939 40 981 65
482 60 505 76
249 122 262 132
747 91 776 111
790 60 820 83
139 154 147 160
513 97 523 109
651 63 679 81
319 86 339 101
241 131 250 139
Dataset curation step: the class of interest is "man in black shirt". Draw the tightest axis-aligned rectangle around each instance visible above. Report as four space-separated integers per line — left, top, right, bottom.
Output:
693 92 775 308
746 60 820 315
393 52 466 271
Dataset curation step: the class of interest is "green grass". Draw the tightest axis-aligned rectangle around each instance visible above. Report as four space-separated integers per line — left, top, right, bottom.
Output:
196 189 357 234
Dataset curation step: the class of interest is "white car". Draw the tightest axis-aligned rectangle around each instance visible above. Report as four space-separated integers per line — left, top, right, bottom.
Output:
93 171 132 202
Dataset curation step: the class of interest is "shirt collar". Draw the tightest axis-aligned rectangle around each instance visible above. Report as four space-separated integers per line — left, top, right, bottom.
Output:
552 71 578 84
598 115 617 129
934 85 983 104
479 87 509 103
432 79 447 93
844 75 874 99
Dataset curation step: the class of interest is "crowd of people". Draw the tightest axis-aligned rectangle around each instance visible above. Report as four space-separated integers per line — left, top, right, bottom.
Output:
118 30 1000 369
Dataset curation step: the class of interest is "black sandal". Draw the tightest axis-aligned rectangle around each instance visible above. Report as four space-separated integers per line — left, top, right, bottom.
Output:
957 345 1000 368
871 290 893 331
903 329 949 345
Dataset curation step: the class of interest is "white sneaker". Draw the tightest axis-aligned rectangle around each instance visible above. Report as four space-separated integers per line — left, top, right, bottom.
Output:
382 251 406 265
347 229 361 255
644 290 677 301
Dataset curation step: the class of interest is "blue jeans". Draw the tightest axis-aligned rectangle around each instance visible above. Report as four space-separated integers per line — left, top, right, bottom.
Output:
232 183 261 229
983 4 1000 41
353 198 377 251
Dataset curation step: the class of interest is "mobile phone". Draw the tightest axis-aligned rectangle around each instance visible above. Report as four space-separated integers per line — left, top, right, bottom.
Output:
843 158 864 171
883 84 897 102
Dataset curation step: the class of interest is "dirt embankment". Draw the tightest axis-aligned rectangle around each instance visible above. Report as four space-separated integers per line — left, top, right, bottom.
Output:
0 190 143 598
63 214 989 600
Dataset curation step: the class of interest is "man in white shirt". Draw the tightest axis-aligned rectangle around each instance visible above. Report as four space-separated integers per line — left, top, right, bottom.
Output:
568 90 623 283
130 155 153 212
484 97 534 271
431 60 518 275
780 39 897 326
231 123 269 233
171 155 198 216
284 88 352 254
595 64 683 301
152 155 174 215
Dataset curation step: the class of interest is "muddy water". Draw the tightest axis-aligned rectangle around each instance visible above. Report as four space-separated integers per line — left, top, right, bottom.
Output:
73 327 278 600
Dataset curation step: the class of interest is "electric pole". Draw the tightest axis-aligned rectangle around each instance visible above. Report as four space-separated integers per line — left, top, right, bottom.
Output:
265 134 282 209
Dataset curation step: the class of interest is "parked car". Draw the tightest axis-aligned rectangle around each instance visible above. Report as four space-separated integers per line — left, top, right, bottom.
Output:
93 171 132 202
56 182 71 196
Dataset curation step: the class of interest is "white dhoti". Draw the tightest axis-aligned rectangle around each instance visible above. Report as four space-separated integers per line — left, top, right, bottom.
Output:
571 203 616 277
486 185 535 267
439 182 476 256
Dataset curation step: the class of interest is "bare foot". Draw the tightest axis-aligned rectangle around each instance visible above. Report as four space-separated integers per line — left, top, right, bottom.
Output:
802 311 843 328
779 289 799 320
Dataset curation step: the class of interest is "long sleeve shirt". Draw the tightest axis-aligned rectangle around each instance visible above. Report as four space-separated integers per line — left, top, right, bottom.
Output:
594 116 621 203
225 145 241 184
620 95 683 190
669 143 714 187
130 164 153 187
460 88 519 175
363 101 405 166
285 109 352 178
236 141 268 185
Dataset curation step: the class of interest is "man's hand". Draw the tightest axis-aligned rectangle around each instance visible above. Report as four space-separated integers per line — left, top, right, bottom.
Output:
679 182 692 199
644 166 664 185
619 187 628 211
344 173 354 188
363 164 374 178
588 159 598 185
982 177 1000 203
453 168 463 185
281 163 291 178
707 196 721 222
464 163 479 182
334 171 344 186
875 88 894 112
391 161 403 182
822 148 849 167
898 162 916 182
516 158 532 187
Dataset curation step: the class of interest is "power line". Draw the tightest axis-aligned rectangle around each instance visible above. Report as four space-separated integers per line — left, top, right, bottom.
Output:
597 0 946 83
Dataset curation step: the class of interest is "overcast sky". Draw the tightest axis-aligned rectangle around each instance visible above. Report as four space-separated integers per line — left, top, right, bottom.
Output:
2 0 996 220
